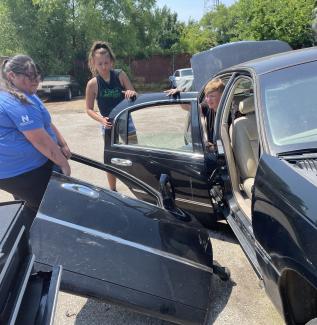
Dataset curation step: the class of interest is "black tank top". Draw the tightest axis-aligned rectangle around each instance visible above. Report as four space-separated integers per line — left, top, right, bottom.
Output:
96 69 124 117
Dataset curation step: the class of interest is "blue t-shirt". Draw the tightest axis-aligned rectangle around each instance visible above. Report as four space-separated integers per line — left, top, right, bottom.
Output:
0 91 57 179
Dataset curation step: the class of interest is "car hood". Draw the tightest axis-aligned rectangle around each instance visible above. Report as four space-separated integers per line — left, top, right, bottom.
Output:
191 40 292 91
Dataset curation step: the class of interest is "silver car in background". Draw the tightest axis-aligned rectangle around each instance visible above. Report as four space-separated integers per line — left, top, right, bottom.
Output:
37 75 81 101
169 68 194 91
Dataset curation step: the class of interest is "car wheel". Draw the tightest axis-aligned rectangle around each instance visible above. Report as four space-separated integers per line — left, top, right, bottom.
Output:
65 88 72 101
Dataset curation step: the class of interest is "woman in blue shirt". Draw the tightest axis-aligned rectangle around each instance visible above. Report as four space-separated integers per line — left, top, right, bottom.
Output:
0 55 71 227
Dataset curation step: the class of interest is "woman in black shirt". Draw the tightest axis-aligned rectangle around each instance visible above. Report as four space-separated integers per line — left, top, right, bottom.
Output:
85 41 137 191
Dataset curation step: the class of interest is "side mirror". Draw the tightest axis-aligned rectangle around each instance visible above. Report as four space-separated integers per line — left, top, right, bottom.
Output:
159 174 176 211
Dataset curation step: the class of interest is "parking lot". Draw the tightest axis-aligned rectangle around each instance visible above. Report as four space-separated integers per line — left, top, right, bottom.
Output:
0 97 284 325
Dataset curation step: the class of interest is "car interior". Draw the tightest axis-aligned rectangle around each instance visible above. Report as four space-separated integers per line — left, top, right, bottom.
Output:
200 76 259 219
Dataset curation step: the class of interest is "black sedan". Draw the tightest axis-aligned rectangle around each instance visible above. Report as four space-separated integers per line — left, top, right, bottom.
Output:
37 75 81 101
98 44 317 324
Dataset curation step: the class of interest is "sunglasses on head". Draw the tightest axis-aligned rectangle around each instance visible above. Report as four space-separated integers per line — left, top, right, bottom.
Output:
94 43 108 50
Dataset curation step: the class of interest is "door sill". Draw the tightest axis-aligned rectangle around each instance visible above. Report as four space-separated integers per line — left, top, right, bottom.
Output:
226 213 262 279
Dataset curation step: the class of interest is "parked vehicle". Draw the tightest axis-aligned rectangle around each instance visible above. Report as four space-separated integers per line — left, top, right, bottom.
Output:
169 68 194 90
98 42 317 324
37 75 81 101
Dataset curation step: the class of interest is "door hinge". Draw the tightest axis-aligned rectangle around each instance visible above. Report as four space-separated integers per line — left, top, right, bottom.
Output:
210 184 224 209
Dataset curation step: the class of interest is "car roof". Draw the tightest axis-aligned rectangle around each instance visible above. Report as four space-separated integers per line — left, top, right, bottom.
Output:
223 46 317 76
176 68 192 72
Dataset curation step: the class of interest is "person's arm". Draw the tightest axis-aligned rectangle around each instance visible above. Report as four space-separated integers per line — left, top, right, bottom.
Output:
85 78 111 128
22 128 71 176
164 88 181 96
51 123 71 159
119 71 137 99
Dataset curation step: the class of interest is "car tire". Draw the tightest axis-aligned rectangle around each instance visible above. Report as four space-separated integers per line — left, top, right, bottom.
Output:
65 88 72 101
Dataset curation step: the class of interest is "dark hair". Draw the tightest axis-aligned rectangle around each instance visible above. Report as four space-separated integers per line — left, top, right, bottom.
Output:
88 41 116 77
0 55 40 103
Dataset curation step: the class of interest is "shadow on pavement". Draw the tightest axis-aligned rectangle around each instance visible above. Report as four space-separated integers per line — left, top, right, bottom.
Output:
75 299 172 324
208 221 239 245
206 271 236 324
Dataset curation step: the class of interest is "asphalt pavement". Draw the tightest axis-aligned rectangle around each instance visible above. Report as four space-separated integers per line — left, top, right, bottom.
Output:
0 97 284 325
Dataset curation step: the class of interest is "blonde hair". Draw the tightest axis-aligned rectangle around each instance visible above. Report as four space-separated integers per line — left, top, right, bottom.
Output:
204 78 225 95
88 41 116 77
1 55 39 103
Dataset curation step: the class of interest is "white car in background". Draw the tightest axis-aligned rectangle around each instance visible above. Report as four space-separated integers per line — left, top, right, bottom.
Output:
169 68 194 91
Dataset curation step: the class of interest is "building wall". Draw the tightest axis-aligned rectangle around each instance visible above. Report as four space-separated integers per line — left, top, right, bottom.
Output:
130 53 191 83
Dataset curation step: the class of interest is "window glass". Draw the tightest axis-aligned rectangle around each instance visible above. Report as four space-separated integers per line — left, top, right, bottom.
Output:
180 69 193 77
115 104 193 152
260 61 317 153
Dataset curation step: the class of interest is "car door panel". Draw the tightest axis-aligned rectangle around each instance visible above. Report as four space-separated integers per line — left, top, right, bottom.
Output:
30 173 213 325
105 95 217 226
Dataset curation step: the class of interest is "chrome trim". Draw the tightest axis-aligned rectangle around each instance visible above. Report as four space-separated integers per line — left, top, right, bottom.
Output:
0 226 25 283
49 266 63 325
176 197 212 208
61 183 99 199
130 189 212 208
9 254 35 325
130 188 147 194
118 98 198 112
37 213 213 274
111 158 133 167
111 144 204 158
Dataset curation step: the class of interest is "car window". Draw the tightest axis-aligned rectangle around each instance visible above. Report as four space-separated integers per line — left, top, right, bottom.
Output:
180 69 193 77
43 75 70 81
260 61 317 153
114 104 193 153
174 71 180 77
220 76 254 134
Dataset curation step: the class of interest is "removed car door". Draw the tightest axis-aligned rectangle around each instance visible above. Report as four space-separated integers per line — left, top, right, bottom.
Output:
30 166 213 325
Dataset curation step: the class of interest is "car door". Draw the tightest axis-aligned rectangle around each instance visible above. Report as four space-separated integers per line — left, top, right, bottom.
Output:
104 93 218 226
30 157 214 325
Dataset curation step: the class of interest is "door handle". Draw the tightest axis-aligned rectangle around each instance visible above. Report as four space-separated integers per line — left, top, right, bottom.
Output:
61 183 100 199
111 158 132 167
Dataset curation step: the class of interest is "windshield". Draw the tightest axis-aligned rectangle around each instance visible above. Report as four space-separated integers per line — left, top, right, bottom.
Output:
260 61 317 154
43 75 71 81
180 69 193 77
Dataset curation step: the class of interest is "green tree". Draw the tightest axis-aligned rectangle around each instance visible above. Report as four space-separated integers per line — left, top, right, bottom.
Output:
233 0 315 48
200 4 238 45
0 2 23 55
180 21 216 54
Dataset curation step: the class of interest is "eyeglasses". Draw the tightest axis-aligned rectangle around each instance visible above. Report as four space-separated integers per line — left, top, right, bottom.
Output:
20 72 41 82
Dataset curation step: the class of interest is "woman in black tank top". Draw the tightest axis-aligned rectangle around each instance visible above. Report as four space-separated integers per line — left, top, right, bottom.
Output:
85 41 137 191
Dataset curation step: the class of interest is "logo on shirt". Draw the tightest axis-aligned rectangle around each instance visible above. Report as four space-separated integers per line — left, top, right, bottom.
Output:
101 88 122 98
20 115 33 126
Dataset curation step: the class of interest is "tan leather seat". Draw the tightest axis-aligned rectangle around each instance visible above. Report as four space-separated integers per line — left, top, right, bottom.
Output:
231 96 258 199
